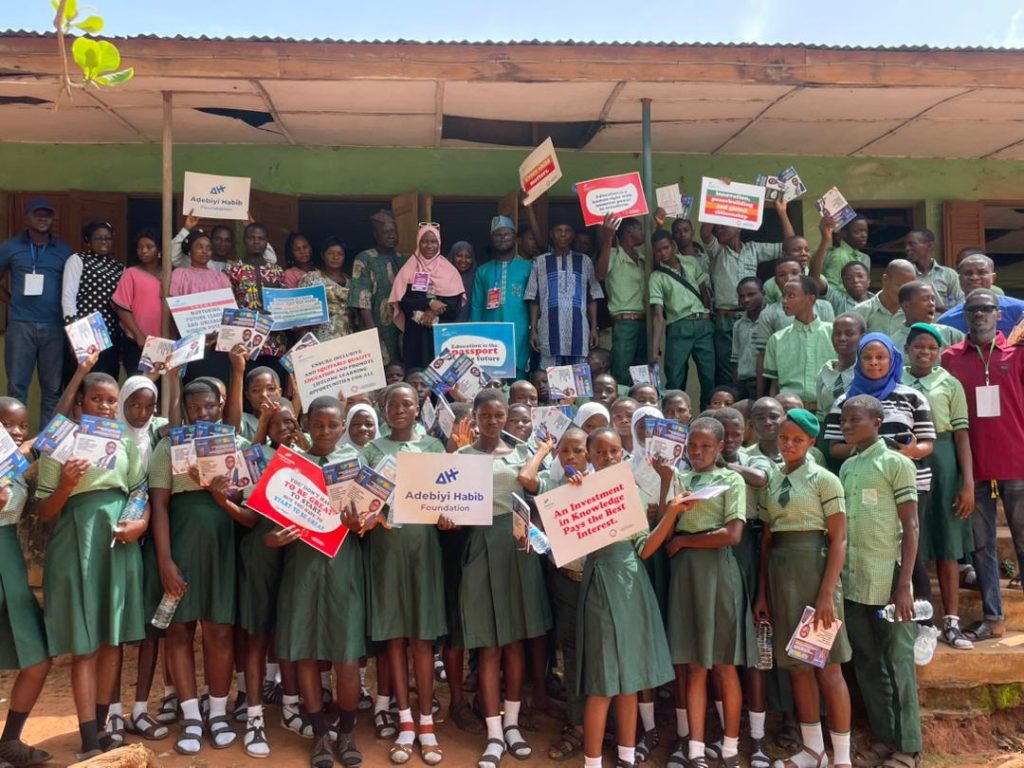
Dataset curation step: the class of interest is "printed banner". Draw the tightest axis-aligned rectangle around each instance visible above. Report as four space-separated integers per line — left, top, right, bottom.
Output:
432 323 517 378
182 171 251 220
245 444 348 558
533 462 647 567
520 137 562 206
291 328 387 406
575 171 649 227
392 452 494 526
262 285 330 331
698 177 765 231
167 288 238 338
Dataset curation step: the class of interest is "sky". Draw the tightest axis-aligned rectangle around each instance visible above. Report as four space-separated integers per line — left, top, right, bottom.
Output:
6 0 1024 47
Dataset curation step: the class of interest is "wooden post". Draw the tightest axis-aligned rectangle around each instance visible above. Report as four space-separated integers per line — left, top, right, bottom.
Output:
160 91 173 417
641 97 654 359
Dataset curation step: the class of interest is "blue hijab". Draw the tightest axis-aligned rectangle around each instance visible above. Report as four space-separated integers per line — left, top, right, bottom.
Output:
847 332 903 401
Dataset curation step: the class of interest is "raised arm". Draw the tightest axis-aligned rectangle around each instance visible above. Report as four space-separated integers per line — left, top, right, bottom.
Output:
810 214 836 294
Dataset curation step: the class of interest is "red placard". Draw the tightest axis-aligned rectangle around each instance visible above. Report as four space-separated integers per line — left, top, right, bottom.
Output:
575 172 649 227
245 444 349 558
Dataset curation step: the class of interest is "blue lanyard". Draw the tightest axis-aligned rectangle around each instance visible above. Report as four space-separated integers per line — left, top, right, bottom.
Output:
28 242 46 273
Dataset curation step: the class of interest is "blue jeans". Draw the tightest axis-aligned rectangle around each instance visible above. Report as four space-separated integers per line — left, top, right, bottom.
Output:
972 480 1024 621
5 319 64 426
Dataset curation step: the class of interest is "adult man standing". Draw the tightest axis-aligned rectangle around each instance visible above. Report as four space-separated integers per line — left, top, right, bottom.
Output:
0 199 72 425
470 216 532 380
525 219 603 368
596 216 647 385
351 210 405 365
942 289 1024 641
938 253 1024 335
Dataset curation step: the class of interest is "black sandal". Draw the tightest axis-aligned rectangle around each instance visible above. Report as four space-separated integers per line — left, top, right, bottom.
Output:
374 709 398 739
477 737 505 768
547 725 583 762
503 725 532 760
311 734 334 768
0 738 53 766
174 718 204 756
635 728 659 762
244 717 270 759
336 732 363 767
750 737 771 768
125 712 170 741
156 693 179 724
207 714 237 749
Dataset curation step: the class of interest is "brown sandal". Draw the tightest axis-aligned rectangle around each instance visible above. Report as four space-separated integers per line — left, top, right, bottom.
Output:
418 723 443 765
547 725 583 762
388 722 415 765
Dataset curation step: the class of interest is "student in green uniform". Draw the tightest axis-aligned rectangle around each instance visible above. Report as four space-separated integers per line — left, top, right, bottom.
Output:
597 216 648 385
810 214 873 317
890 282 965 350
657 417 748 768
610 397 638 455
763 234 812 305
0 398 52 768
451 390 551 768
361 382 447 766
36 373 148 760
821 215 870 292
904 229 963 312
272 397 368 768
237 367 283 441
149 374 256 756
568 427 674 768
902 323 976 650
649 229 715 409
815 313 865 425
732 277 765 401
838 396 922 768
763 276 836 411
853 260 916 338
661 390 692 424
754 410 853 768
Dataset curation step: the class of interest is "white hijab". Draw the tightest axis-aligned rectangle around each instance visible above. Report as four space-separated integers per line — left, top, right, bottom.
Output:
630 405 665 505
339 403 379 450
572 402 610 429
117 376 159 469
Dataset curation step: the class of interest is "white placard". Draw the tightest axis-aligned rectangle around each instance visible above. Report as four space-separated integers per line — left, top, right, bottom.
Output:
519 137 562 206
655 183 685 217
167 288 238 338
182 171 251 221
290 329 387 406
533 462 647 567
697 177 766 231
392 452 494 525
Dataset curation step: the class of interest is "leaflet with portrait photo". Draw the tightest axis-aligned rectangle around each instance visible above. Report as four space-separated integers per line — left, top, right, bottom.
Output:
215 308 273 360
72 415 125 469
169 425 196 475
546 363 593 400
195 434 240 486
35 414 78 463
65 311 113 362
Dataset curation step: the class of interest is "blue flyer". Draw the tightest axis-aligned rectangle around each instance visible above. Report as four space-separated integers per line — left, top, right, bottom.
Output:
261 285 330 331
433 322 517 378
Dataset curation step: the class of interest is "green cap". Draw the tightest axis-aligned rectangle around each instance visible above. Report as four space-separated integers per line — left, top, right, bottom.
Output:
908 322 945 348
785 407 820 438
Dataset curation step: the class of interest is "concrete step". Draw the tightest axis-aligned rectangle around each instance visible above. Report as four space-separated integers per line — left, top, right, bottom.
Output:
928 580 1024 631
918 630 1024 713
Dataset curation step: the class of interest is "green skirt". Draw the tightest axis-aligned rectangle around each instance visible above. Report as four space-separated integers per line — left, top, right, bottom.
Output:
43 489 145 656
140 534 164 639
0 526 48 669
577 540 673 697
733 522 761 608
168 491 236 625
921 434 973 562
276 533 366 662
667 545 753 668
767 531 851 670
238 518 283 635
365 524 446 642
643 544 671 626
440 528 467 649
459 515 552 649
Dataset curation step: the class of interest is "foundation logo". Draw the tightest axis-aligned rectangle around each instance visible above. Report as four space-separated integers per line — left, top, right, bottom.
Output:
209 184 226 194
435 467 459 485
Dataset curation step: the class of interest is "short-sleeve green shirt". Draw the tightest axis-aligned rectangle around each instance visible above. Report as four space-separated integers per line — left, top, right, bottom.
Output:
917 260 964 311
902 366 969 433
458 444 529 518
839 439 918 605
604 247 646 315
649 258 708 323
763 318 837 406
734 450 776 520
751 300 835 352
823 284 869 317
148 434 252 493
816 361 855 422
705 238 781 310
852 294 906 338
758 460 845 532
823 241 871 291
361 435 445 469
672 466 746 533
731 312 759 381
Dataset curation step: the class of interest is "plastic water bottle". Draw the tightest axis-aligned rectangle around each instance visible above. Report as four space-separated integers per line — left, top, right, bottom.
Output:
876 599 933 622
755 621 774 670
151 588 185 629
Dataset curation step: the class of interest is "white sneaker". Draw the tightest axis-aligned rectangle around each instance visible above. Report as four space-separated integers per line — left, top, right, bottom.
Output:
914 624 941 665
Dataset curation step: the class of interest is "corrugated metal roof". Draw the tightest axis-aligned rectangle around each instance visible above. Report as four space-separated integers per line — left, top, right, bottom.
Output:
1 29 1022 51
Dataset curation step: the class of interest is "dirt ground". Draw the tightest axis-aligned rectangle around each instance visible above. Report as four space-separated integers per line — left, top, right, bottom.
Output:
2 653 1021 768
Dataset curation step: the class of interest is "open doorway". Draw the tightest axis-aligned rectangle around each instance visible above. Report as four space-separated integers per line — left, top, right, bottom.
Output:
982 204 1024 294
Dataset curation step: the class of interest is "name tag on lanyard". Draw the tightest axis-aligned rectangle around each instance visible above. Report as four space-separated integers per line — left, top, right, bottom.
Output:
24 273 44 296
411 272 430 292
977 385 1001 418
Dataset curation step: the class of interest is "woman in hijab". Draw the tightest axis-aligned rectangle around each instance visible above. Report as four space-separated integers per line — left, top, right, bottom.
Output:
338 403 379 451
822 332 936 608
388 224 465 368
445 241 476 323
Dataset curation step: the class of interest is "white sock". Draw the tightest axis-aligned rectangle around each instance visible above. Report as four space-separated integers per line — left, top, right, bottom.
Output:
247 705 264 719
618 745 636 763
675 707 689 738
359 666 367 687
178 699 203 748
831 731 852 766
282 693 300 708
396 708 415 746
722 735 739 759
801 722 824 752
584 757 602 768
750 710 766 740
689 740 705 760
132 701 147 720
639 701 655 731
235 671 246 693
502 700 521 729
482 714 504 763
418 713 438 747
209 695 228 719
375 694 390 714
321 671 331 689
264 662 280 683
164 685 176 698
944 614 960 626
108 702 123 718
485 715 502 741
715 699 724 729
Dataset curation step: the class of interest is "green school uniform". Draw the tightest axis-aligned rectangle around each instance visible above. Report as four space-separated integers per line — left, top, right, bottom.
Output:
758 461 852 669
751 300 836 353
916 260 963 311
889 322 964 351
0 478 48 669
38 440 147 656
649 256 714 401
742 443 826 468
607 247 648 384
763 318 837 407
667 467 751 667
853 294 906 338
276 446 366 662
239 412 260 442
148 435 249 625
903 367 973 561
237 446 280 635
731 312 760 383
816 361 855 424
362 436 447 642
458 445 551 648
823 241 870 292
822 284 868 317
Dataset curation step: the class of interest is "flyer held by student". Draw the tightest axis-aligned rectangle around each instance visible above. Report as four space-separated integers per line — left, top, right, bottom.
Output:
36 414 78 463
432 322 517 378
72 415 125 469
546 362 593 400
576 171 649 227
140 334 205 374
655 183 687 218
0 424 29 486
65 312 113 362
215 308 273 359
169 425 196 476
291 329 387 406
533 461 647 568
261 284 330 331
195 434 240 487
815 187 857 230
182 171 251 220
280 332 320 374
520 137 563 206
422 351 493 400
392 451 494 525
698 176 766 231
167 287 238 337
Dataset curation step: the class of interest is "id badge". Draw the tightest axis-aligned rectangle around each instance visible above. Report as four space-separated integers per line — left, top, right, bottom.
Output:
977 385 1001 418
411 272 430 292
486 287 502 310
23 273 43 296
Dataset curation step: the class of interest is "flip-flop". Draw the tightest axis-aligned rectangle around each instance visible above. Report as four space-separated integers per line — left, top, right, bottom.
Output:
964 620 1004 641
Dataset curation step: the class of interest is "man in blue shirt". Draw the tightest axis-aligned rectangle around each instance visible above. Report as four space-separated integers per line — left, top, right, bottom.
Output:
0 199 73 425
937 253 1024 334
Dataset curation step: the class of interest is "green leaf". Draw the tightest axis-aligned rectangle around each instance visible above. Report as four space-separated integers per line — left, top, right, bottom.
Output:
71 36 99 78
73 15 104 33
51 0 78 22
92 40 121 75
94 67 133 86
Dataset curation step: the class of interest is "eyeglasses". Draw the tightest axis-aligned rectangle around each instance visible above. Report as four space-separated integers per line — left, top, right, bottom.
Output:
965 305 999 314
418 222 440 229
